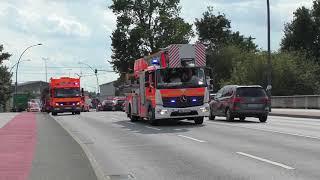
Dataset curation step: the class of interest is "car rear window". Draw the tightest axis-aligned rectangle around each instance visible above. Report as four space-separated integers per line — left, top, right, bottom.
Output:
236 87 266 97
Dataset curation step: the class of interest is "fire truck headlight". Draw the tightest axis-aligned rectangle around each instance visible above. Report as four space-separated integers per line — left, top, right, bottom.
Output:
200 107 209 113
55 103 59 106
157 109 168 115
76 102 80 105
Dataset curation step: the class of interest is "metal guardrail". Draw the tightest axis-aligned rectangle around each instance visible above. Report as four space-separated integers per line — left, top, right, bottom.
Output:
271 95 320 109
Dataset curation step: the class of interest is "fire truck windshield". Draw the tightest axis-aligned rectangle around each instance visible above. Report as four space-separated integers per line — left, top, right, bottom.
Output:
54 88 81 98
156 67 206 89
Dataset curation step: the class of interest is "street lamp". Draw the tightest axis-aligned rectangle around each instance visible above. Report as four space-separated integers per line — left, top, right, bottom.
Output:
78 61 100 95
266 0 272 96
14 43 42 110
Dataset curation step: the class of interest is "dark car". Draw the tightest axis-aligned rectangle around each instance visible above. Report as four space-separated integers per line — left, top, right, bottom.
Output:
101 100 113 111
209 85 270 122
112 99 125 111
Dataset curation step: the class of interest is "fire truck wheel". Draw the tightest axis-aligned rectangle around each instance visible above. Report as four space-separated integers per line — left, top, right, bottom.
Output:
129 106 138 122
52 112 57 116
194 117 204 124
148 108 158 126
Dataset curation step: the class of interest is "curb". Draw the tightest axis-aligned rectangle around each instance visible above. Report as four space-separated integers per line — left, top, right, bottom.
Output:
269 113 320 119
48 114 106 180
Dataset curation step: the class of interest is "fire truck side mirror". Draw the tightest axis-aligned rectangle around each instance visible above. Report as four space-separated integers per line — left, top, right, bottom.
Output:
145 82 150 87
210 79 214 85
81 88 84 96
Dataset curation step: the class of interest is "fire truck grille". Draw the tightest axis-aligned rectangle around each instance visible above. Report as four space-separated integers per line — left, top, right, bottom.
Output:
162 96 204 108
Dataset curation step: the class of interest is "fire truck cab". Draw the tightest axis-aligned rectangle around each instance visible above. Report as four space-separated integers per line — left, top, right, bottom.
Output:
49 77 83 115
125 43 211 125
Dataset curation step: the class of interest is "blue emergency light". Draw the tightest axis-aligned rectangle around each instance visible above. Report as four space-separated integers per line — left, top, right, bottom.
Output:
171 99 176 103
192 98 197 102
151 58 160 65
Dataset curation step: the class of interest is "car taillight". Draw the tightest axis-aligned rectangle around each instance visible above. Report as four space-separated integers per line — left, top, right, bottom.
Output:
232 97 243 103
261 97 270 103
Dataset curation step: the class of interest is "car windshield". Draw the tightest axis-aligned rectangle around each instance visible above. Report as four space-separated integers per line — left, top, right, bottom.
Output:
54 88 80 98
156 67 206 89
236 87 267 97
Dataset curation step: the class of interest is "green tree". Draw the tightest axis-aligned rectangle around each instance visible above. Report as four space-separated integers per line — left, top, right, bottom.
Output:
227 51 320 96
109 0 193 74
195 7 258 90
0 45 12 111
195 7 257 52
281 7 315 57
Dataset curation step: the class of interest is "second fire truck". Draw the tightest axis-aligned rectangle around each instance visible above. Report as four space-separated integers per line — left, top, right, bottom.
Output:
125 43 211 125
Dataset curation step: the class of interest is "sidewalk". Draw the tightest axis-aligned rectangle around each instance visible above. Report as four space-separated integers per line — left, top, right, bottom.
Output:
0 112 97 180
270 108 320 119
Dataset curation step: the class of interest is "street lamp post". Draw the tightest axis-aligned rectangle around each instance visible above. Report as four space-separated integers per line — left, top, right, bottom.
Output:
266 0 272 96
42 57 49 82
9 59 31 74
78 62 100 95
14 43 42 110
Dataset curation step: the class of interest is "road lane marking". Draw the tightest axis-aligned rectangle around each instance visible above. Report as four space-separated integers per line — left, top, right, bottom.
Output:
208 121 320 140
178 135 206 143
145 126 161 131
127 122 135 125
174 129 183 131
236 152 295 170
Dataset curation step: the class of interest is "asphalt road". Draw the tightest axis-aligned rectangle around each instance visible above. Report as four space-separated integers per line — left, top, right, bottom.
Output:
51 111 320 180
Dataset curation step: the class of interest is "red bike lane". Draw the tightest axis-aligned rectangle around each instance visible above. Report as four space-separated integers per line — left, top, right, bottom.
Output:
0 113 36 180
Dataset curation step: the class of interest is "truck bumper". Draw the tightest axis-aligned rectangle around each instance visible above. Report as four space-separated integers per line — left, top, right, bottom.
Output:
52 106 82 113
154 103 210 119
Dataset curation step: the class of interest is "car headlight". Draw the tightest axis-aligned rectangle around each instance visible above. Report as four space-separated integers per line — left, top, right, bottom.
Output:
200 107 209 112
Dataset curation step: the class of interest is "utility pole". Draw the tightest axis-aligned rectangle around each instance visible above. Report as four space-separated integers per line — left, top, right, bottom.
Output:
266 0 272 96
42 57 49 82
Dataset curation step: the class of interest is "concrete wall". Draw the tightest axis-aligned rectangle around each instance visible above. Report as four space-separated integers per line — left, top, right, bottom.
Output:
271 95 320 109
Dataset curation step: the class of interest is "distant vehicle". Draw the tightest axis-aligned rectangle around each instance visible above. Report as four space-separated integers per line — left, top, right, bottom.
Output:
12 93 29 112
209 85 270 122
101 100 113 111
81 95 91 112
27 101 41 112
49 77 83 116
112 97 125 111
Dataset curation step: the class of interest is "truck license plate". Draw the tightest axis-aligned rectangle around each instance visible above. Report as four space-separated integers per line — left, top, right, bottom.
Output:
65 107 72 110
178 109 191 113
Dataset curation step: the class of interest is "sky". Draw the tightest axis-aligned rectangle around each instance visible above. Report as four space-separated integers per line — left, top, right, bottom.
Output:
0 0 313 92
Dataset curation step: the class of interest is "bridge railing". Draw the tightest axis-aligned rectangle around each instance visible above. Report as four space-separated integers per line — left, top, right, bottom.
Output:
271 95 320 109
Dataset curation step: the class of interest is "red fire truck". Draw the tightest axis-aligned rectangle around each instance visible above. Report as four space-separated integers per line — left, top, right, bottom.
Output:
49 77 83 115
125 43 211 125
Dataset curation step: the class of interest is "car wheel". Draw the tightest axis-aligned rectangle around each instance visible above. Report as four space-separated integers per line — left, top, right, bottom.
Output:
209 109 215 120
194 117 204 124
148 107 158 126
259 115 268 123
226 108 234 121
239 116 246 121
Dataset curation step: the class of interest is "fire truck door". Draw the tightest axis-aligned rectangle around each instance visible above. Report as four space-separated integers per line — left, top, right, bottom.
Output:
139 72 146 105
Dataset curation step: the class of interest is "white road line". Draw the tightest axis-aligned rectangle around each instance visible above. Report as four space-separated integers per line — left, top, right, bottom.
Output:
174 129 183 131
178 135 206 143
237 152 295 170
145 126 161 131
127 122 135 125
208 121 320 140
